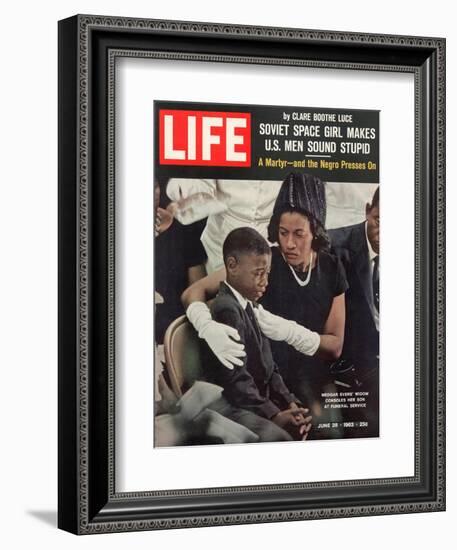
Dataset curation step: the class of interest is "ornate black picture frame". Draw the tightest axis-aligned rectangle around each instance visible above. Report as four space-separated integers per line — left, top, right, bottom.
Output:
58 14 445 534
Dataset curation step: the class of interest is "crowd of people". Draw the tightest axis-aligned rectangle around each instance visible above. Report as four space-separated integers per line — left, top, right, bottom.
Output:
154 172 380 445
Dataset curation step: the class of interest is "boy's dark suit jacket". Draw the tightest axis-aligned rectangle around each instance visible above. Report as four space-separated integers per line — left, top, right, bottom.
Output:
202 282 296 419
329 222 379 369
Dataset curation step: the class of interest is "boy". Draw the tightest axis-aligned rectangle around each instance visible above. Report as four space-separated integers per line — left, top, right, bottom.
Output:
199 227 311 442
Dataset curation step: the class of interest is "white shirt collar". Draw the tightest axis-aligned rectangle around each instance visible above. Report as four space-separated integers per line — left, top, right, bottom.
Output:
224 281 249 310
364 221 378 262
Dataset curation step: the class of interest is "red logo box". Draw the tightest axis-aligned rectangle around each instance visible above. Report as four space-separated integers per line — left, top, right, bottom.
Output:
159 109 251 167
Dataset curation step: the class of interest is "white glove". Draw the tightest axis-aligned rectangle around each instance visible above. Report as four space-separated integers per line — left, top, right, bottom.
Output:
186 302 246 370
166 179 215 202
254 304 320 356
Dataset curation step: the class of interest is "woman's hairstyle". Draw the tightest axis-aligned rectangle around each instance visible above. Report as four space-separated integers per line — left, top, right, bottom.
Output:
267 172 330 252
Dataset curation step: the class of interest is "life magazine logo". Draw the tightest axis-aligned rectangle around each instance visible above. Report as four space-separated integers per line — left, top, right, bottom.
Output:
159 109 251 167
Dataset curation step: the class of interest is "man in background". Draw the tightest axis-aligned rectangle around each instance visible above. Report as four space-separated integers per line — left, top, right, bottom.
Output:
329 186 380 437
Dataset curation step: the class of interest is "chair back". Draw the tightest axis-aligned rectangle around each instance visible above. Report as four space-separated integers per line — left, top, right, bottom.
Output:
163 315 203 398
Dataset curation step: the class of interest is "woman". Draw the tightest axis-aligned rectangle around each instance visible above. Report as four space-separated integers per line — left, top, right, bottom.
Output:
259 173 347 434
182 173 348 438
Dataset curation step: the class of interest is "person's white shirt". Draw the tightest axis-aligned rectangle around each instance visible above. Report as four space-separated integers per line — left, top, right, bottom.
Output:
223 281 249 310
167 178 282 273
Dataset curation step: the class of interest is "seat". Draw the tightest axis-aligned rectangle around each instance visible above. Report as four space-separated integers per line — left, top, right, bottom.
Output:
163 315 204 398
161 316 260 446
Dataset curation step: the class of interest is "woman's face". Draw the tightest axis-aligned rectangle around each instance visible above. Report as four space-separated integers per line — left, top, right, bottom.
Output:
278 212 314 268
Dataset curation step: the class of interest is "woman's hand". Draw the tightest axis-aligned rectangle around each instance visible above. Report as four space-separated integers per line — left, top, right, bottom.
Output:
186 302 246 369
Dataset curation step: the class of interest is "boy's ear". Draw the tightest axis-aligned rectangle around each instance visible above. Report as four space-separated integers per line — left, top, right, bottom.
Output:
226 255 238 271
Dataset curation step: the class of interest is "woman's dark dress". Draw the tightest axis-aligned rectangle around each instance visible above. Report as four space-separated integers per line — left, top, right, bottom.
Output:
260 247 348 435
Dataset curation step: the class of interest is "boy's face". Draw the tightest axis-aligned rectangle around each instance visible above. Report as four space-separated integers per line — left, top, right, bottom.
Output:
227 252 271 302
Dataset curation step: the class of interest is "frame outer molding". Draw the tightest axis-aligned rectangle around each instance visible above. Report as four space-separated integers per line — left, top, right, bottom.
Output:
58 13 445 535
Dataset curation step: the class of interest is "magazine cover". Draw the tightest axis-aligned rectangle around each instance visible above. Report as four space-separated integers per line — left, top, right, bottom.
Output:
153 100 380 446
